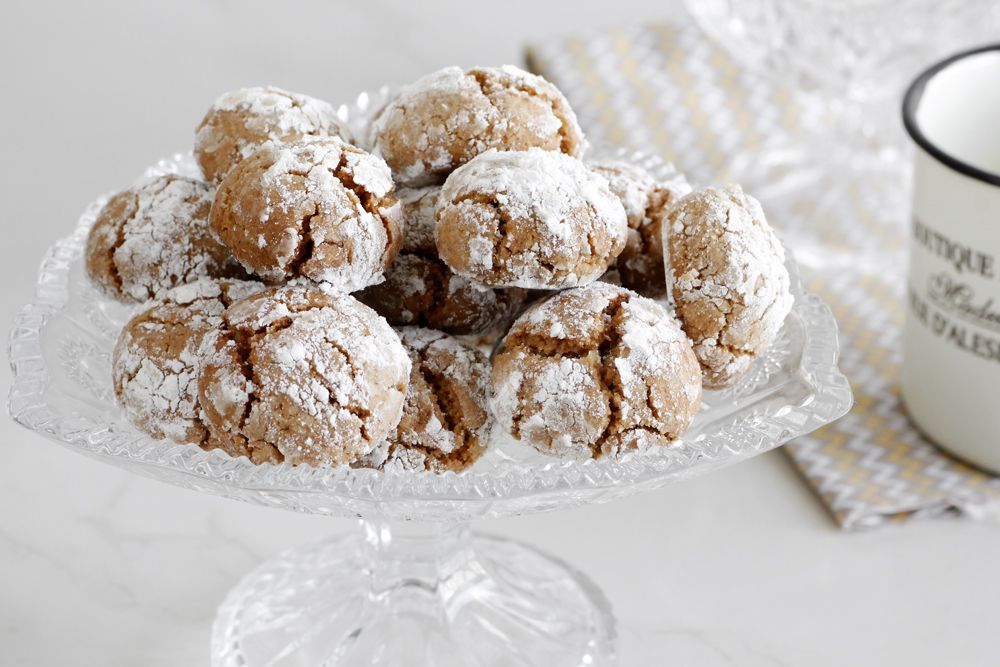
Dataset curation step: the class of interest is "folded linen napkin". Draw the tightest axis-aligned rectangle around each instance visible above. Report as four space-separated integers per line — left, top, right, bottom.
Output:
526 20 1000 529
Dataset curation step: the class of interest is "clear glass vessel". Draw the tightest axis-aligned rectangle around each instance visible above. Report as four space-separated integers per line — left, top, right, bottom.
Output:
7 91 852 666
683 0 1000 228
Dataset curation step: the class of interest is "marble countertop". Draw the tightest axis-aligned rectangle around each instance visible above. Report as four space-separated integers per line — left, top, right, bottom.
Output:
2 1 999 665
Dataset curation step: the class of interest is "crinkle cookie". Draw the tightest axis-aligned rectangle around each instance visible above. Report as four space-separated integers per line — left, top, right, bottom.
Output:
372 65 585 186
195 86 352 183
665 185 793 389
436 148 628 290
198 284 410 466
491 282 702 459
210 136 402 291
85 174 245 303
590 159 691 297
356 186 525 334
360 327 492 473
112 278 264 446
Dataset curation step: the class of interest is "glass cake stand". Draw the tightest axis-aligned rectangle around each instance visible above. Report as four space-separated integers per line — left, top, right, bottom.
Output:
6 92 852 667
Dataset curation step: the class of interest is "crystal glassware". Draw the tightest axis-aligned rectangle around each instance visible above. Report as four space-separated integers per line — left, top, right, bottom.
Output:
683 0 1000 235
7 90 852 667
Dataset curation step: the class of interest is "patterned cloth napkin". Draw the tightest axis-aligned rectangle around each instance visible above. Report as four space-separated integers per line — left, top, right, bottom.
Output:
525 20 1000 529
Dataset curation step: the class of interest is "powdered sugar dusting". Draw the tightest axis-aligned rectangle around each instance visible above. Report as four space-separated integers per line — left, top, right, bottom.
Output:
373 67 482 185
200 285 411 467
396 186 441 254
491 282 701 459
100 175 237 302
215 136 399 291
590 160 657 228
445 149 623 233
361 326 491 473
196 86 353 167
372 65 585 186
666 185 792 387
344 149 394 198
589 159 691 229
112 278 265 444
513 357 605 460
437 148 627 288
616 296 703 417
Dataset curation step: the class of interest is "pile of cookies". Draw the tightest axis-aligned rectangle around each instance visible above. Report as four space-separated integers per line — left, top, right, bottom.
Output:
88 65 792 473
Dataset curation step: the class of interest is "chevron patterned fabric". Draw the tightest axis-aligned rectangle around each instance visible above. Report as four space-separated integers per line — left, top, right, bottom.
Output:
525 20 1000 529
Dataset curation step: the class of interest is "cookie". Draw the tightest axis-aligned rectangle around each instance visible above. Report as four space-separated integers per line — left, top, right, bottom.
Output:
590 159 691 297
372 65 584 186
491 282 702 459
665 185 793 389
112 278 264 446
210 136 402 291
436 148 628 289
85 174 244 303
195 86 352 184
355 186 525 334
360 327 491 473
198 284 411 466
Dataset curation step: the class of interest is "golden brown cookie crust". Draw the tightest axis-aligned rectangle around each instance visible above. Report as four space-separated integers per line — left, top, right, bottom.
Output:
195 86 353 184
361 327 492 473
85 175 244 303
491 282 702 459
355 186 525 334
112 278 264 446
666 185 793 389
372 65 585 186
198 284 410 466
436 149 628 289
590 160 691 297
396 186 442 255
210 137 402 291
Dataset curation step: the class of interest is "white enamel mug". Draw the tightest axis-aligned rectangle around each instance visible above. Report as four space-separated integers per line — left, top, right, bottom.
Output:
902 44 1000 473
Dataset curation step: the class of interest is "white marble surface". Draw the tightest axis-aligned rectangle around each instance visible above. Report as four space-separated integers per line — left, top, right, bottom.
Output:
2 1 999 665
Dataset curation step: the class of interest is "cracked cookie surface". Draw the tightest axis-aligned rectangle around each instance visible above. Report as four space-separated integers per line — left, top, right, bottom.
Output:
666 185 793 389
195 86 353 184
372 65 584 186
112 278 265 447
590 159 691 297
197 284 410 466
491 282 701 459
85 174 245 303
436 148 628 290
359 327 492 473
356 186 525 334
210 136 402 291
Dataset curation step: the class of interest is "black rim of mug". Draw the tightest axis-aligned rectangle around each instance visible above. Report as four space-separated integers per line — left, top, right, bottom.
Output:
902 42 1000 187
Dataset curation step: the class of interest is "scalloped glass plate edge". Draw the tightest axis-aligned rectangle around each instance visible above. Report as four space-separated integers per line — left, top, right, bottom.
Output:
7 186 851 521
7 97 853 520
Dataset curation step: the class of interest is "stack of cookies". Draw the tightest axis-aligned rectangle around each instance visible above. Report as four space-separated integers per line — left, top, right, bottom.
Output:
88 66 792 473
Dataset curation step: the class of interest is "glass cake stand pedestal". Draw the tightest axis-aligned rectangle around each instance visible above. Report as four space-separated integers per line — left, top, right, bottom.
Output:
212 522 617 666
8 152 851 667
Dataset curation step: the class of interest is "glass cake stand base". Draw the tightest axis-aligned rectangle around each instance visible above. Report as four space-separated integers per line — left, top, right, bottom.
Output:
212 521 617 667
